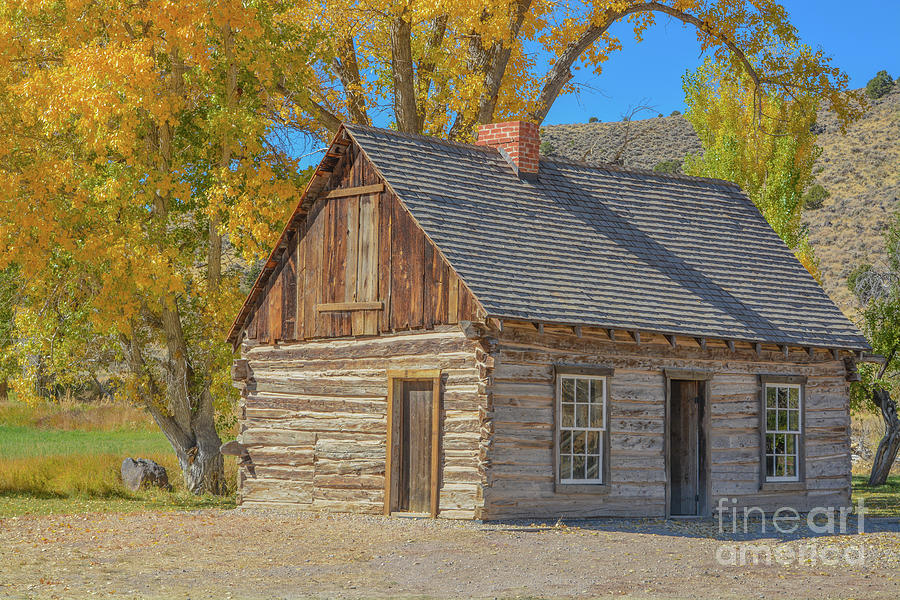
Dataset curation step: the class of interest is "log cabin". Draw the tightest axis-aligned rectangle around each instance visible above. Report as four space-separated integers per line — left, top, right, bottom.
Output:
227 120 869 519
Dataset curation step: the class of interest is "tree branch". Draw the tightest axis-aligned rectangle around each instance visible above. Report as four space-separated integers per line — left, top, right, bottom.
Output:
415 15 448 133
528 2 763 124
449 0 532 140
332 35 371 125
276 80 342 135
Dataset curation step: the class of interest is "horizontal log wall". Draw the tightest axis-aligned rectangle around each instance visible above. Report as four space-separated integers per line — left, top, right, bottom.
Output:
235 328 488 519
244 143 481 344
481 323 851 519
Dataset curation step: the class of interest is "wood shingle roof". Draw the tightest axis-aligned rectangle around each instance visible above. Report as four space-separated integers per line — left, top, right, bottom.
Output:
344 123 868 351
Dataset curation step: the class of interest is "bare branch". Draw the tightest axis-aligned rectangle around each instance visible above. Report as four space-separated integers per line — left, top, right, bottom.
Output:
529 2 764 124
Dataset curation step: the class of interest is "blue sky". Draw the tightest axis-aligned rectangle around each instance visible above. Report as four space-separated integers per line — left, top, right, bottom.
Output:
545 0 900 124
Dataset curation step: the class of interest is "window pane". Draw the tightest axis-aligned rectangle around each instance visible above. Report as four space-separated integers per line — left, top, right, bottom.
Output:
767 410 777 431
590 379 604 404
776 456 785 477
587 455 599 480
766 433 775 454
590 403 604 429
777 387 788 408
560 454 571 480
766 455 775 478
561 378 575 403
775 434 785 454
576 404 588 428
785 433 795 455
562 403 574 427
766 387 777 408
788 387 799 409
775 410 782 431
576 379 589 403
788 410 799 432
786 456 796 477
560 430 572 455
573 455 585 479
573 431 586 455
587 431 599 455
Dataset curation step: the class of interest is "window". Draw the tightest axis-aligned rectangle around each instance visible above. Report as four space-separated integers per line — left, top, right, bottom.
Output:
764 383 802 482
557 374 607 484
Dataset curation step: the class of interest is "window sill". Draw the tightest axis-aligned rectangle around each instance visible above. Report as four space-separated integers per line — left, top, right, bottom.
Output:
760 481 806 492
554 483 610 494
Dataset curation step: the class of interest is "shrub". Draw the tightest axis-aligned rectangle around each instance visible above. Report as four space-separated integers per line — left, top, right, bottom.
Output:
653 159 681 174
866 70 894 100
669 110 681 116
803 184 830 210
588 116 599 123
539 140 555 155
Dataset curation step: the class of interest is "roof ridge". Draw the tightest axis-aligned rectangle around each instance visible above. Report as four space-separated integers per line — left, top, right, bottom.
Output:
344 122 740 189
343 122 495 155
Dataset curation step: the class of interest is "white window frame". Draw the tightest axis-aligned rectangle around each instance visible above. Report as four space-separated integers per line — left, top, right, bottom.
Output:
763 382 803 483
556 374 607 485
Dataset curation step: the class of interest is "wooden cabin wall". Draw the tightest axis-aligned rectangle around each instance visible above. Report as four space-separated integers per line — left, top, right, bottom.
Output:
244 145 480 344
234 327 489 519
480 324 851 519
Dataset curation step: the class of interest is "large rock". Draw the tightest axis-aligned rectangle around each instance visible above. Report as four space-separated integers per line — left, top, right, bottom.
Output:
121 458 172 492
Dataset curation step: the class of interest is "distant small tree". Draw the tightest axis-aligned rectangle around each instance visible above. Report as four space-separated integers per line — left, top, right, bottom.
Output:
670 110 682 116
848 212 900 485
802 184 830 210
588 116 599 123
866 70 895 100
539 140 556 155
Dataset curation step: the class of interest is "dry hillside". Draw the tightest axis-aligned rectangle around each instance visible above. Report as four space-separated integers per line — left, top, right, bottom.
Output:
541 86 900 316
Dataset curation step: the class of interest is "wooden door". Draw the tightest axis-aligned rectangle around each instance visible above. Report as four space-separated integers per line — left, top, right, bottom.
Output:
398 380 434 513
669 380 706 516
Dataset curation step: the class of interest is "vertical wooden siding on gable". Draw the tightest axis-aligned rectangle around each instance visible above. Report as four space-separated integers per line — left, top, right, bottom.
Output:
246 149 478 344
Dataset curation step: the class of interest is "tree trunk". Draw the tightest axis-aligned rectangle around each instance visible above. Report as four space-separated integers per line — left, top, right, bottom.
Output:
390 15 418 133
0 378 7 401
869 387 900 486
122 306 227 495
179 390 226 495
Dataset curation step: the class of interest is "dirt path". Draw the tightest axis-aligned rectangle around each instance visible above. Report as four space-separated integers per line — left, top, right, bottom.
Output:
1 508 899 599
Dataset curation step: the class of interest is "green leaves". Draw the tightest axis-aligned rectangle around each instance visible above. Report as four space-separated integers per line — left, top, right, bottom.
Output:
849 213 900 411
682 58 823 279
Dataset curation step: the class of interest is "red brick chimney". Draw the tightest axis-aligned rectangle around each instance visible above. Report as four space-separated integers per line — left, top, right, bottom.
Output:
475 121 540 176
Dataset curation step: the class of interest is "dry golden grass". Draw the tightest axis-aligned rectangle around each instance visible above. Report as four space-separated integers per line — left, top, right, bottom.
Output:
0 399 155 431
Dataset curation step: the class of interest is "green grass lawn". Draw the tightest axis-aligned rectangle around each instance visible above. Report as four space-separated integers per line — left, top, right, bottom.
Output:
0 401 236 517
852 474 900 518
0 424 172 459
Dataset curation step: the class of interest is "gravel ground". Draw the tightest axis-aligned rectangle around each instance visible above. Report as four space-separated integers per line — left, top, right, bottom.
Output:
1 508 899 599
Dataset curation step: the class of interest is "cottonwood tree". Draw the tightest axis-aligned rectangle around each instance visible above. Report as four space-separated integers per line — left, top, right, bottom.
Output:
290 0 862 139
848 216 900 486
682 59 830 278
0 1 305 493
